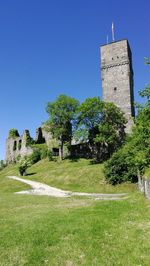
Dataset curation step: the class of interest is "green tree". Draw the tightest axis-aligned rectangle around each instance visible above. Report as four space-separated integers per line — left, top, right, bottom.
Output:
94 102 127 161
77 97 126 161
144 57 150 65
105 60 150 184
138 58 150 104
77 97 103 143
139 85 150 102
46 94 79 160
105 107 150 184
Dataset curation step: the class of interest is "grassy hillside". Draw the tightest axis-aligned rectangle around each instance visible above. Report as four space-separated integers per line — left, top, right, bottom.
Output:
0 163 30 193
1 159 150 265
0 158 137 194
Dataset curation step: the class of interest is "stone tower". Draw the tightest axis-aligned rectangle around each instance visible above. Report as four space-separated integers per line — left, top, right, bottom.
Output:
100 39 135 132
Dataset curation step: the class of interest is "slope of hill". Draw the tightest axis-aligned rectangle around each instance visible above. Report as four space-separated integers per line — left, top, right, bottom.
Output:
0 158 136 194
1 159 150 266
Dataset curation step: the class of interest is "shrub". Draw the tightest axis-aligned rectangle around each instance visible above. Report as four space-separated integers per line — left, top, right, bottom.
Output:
8 129 19 138
29 149 41 165
24 130 34 146
16 155 21 162
18 164 27 176
104 146 138 185
18 160 30 176
47 150 53 161
40 145 48 159
0 160 6 171
104 134 150 185
30 144 54 162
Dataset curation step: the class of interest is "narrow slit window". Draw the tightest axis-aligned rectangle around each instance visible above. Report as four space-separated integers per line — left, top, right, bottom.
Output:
13 141 17 151
18 140 22 150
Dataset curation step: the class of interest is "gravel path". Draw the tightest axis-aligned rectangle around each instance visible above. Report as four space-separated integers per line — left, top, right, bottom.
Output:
7 176 128 200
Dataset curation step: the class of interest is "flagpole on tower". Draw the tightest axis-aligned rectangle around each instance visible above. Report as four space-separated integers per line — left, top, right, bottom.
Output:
107 35 109 44
112 22 115 42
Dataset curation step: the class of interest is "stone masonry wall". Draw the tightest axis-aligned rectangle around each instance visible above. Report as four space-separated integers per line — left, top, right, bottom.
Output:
6 130 33 163
5 127 59 163
100 39 135 133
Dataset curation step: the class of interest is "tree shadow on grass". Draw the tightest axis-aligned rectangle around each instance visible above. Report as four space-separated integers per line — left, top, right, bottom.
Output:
69 157 80 162
26 172 36 176
89 159 102 165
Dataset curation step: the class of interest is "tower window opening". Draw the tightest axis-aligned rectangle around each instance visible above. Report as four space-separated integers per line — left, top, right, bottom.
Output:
18 140 22 150
13 141 17 151
114 87 117 91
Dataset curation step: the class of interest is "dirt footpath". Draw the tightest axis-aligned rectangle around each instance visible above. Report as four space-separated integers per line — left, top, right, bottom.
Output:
8 176 128 200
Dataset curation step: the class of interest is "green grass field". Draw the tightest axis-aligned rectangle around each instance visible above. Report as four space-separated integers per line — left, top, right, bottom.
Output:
0 159 150 265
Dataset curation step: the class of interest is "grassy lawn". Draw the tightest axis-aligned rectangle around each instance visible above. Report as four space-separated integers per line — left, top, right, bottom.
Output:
0 159 150 265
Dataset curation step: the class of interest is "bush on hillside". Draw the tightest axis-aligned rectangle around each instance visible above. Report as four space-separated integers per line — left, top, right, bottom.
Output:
40 145 49 159
105 110 150 184
28 144 53 164
47 150 53 161
104 145 138 185
0 160 6 171
8 129 19 138
18 159 30 176
29 149 41 165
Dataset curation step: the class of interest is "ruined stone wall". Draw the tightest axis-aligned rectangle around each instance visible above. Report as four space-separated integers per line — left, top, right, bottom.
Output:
5 127 60 163
6 130 33 163
40 126 59 148
100 39 135 132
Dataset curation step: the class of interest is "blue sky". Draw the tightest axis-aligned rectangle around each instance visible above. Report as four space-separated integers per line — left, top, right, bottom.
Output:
0 0 150 160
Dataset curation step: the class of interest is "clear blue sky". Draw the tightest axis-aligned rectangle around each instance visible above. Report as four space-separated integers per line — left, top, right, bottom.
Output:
0 0 150 160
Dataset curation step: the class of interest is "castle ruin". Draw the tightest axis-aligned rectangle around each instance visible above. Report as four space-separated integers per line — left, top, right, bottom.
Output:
5 127 54 163
6 39 135 163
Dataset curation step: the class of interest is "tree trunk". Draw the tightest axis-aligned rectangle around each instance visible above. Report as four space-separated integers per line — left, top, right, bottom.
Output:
59 141 64 160
137 169 144 192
